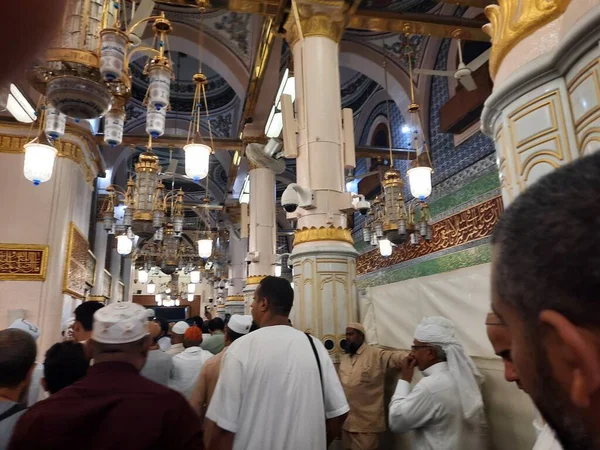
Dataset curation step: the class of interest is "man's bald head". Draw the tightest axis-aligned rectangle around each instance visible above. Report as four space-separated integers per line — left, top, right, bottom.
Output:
148 322 162 343
0 328 37 390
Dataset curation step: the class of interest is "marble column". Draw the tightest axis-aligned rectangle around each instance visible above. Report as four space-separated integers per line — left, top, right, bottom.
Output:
285 0 358 362
482 0 600 206
242 164 277 311
0 125 103 354
109 247 122 303
226 234 247 316
90 222 108 298
122 256 134 302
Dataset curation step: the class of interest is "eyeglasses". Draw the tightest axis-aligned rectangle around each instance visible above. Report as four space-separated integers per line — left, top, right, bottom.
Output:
411 345 433 352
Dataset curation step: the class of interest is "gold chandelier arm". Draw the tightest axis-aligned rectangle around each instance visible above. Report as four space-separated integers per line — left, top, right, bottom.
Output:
124 46 160 67
127 15 164 36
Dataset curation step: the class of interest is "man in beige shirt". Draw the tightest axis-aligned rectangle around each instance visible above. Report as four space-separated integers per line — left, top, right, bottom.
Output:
340 322 407 450
189 314 254 448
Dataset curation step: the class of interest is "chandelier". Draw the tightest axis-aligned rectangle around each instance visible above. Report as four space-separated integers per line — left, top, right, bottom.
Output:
362 45 433 255
30 1 173 121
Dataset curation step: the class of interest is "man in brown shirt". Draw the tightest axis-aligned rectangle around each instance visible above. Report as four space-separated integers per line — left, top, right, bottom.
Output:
339 322 408 450
189 315 254 448
9 303 203 450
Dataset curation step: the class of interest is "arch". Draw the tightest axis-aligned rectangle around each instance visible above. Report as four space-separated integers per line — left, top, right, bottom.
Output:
366 115 389 147
136 22 249 100
340 41 412 114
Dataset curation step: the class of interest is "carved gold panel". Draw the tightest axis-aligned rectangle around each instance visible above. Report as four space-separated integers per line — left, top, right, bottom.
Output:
63 223 90 299
567 58 600 155
0 244 49 281
507 90 570 187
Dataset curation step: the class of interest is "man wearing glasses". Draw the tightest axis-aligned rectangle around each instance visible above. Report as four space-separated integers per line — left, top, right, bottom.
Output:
388 316 487 450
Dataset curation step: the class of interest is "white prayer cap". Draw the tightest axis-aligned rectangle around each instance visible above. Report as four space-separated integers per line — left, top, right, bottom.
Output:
172 321 189 335
92 303 149 344
228 315 253 335
9 319 40 341
413 316 484 422
414 316 456 344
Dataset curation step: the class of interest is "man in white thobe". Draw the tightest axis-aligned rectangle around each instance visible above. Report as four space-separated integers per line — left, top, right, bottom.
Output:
8 319 44 407
167 321 189 356
389 316 487 450
169 326 212 398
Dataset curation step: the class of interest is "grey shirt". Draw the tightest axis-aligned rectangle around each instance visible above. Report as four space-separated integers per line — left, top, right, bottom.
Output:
0 401 27 450
140 350 173 386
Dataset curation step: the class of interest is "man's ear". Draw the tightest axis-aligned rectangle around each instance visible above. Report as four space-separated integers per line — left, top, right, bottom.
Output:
539 310 600 408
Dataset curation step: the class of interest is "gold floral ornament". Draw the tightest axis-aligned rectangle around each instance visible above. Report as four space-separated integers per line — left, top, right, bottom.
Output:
483 0 571 79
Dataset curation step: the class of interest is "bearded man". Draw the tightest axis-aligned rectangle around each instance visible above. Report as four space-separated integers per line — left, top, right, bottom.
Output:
490 152 600 450
339 322 407 450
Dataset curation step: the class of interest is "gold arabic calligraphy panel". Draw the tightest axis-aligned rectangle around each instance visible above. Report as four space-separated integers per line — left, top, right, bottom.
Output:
0 244 49 281
356 196 503 275
63 223 90 299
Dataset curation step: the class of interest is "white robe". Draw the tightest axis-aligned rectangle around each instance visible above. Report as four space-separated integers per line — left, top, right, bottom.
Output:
389 362 487 450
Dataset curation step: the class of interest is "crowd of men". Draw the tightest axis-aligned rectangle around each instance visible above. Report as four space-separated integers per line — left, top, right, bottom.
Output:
3 153 600 450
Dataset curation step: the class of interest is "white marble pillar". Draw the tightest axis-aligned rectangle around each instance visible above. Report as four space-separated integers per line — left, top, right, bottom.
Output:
285 0 358 362
242 164 277 311
0 125 102 354
122 257 134 302
482 0 600 205
109 247 122 303
90 221 108 297
226 234 247 316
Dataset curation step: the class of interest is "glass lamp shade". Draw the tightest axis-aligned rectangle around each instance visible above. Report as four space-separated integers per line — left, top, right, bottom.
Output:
407 166 433 200
184 143 211 182
379 239 393 257
190 270 201 284
147 281 156 294
146 105 166 138
138 270 149 284
187 283 196 294
45 106 66 140
99 29 128 82
23 140 58 186
116 234 133 255
154 293 161 303
197 238 213 259
187 293 194 302
147 65 171 110
275 265 282 277
175 299 181 307
104 108 125 147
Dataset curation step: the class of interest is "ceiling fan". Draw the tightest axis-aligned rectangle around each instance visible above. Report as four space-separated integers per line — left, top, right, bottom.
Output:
414 40 490 92
345 168 379 183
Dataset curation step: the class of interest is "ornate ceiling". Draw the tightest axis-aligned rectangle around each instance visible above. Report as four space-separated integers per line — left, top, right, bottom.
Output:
100 0 492 242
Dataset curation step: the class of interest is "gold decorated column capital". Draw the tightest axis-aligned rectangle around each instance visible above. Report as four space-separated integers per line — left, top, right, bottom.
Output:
483 0 571 79
284 0 347 47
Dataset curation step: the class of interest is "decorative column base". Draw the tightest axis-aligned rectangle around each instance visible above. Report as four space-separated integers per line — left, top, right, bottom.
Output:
290 238 358 363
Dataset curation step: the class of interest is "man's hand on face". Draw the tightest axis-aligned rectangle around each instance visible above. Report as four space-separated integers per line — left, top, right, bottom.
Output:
401 355 417 383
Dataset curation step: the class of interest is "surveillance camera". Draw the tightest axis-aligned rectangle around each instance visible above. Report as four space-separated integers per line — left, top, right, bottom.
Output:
356 199 371 216
282 185 300 213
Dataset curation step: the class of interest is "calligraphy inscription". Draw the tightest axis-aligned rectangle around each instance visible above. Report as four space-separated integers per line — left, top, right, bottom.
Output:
63 223 90 299
0 244 48 280
357 196 503 275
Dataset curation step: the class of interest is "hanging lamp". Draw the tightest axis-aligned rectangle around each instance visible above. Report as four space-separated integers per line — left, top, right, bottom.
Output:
117 232 133 255
23 106 58 186
183 12 213 183
404 47 434 200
